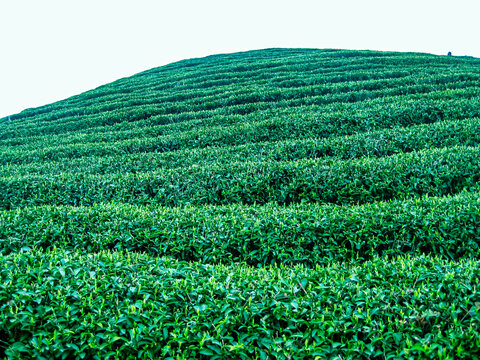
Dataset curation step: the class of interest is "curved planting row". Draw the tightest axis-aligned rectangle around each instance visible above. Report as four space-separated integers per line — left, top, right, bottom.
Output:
1 145 479 210
1 191 479 264
2 117 480 176
8 50 475 123
2 94 480 165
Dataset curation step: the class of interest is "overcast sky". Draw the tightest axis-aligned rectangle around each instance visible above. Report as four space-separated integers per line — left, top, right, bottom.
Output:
1 0 479 118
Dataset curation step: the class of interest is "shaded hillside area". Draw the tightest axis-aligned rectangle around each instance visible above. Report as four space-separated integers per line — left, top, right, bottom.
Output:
1 49 480 359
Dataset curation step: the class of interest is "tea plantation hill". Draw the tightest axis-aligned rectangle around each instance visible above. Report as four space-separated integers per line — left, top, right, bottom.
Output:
1 48 480 358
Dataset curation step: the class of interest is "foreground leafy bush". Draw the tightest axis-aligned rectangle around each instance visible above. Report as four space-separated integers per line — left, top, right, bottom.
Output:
1 250 479 359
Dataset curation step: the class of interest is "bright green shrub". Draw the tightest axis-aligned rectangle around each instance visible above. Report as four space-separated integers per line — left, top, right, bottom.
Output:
1 250 479 359
1 191 479 265
1 145 479 210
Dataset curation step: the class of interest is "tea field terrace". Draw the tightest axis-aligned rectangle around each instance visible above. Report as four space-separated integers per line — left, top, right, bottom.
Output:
1 48 480 359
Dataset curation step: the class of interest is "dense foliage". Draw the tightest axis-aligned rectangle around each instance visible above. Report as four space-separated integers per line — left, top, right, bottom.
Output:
1 48 480 359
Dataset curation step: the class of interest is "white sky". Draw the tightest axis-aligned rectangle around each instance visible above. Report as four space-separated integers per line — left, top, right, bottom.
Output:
1 0 479 118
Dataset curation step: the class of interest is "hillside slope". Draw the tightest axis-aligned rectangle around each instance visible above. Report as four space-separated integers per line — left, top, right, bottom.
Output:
1 49 480 359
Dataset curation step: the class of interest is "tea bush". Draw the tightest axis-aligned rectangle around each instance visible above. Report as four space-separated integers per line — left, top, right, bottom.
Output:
1 48 480 358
